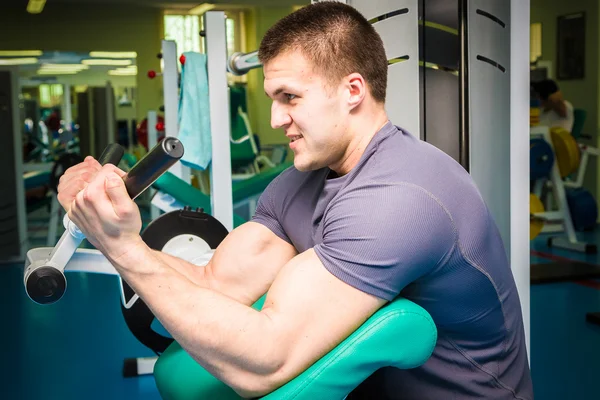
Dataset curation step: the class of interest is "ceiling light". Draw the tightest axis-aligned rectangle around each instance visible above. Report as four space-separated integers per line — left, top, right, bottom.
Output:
108 70 138 76
39 64 89 71
0 58 39 65
37 70 78 75
89 51 137 59
0 51 42 57
82 59 132 66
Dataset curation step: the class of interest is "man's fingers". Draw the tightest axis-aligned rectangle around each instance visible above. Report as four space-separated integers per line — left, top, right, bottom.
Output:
57 166 99 193
57 178 88 212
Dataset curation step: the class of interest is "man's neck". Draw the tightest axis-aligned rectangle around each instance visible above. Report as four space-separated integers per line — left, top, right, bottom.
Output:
330 109 389 176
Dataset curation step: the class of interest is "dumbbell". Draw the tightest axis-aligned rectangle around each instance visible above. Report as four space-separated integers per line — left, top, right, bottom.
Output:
24 138 185 305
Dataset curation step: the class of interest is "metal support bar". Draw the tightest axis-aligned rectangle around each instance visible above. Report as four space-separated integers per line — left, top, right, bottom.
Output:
228 51 262 75
204 11 234 231
162 40 190 182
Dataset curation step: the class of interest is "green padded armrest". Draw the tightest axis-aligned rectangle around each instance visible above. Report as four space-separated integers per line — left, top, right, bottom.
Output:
153 172 247 228
153 163 292 228
231 162 292 203
154 297 437 400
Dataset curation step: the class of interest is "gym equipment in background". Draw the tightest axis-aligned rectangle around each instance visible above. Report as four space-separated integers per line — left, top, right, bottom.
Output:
530 138 554 181
550 127 580 178
530 193 545 240
566 188 598 231
530 125 596 252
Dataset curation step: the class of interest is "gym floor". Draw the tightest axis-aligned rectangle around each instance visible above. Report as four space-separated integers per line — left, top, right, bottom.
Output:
2 203 600 399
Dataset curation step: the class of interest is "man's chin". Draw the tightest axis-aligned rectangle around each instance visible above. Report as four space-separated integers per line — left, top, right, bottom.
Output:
293 157 319 172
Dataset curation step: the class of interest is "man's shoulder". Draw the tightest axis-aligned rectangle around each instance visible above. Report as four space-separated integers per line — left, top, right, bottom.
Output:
260 164 329 210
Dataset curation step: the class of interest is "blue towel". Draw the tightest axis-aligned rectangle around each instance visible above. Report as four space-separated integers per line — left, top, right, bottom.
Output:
177 52 212 170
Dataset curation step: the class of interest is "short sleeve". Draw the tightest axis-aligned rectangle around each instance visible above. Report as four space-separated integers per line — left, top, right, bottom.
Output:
251 173 292 244
313 183 456 301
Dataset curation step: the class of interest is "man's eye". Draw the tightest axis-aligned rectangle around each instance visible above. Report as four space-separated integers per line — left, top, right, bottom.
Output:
285 93 297 101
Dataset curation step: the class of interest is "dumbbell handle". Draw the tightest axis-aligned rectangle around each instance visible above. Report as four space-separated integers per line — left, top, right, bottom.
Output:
24 138 184 305
98 143 125 166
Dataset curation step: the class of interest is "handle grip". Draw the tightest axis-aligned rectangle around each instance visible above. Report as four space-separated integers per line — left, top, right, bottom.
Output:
24 138 184 306
98 143 125 166
123 137 184 199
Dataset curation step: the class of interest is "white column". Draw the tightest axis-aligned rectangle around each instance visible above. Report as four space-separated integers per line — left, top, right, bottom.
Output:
204 11 234 231
162 40 191 182
510 0 531 361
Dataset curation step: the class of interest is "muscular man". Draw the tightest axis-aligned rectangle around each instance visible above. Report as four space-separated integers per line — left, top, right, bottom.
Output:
58 2 533 399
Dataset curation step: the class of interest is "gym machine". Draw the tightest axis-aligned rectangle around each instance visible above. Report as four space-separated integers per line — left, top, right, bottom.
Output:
21 0 531 396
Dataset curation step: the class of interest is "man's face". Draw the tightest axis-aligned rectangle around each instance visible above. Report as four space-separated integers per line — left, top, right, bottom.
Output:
264 50 350 172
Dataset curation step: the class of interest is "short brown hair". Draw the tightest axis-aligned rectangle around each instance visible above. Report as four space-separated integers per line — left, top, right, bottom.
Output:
258 1 388 103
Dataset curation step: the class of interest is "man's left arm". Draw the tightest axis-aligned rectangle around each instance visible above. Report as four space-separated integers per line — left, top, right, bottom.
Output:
115 244 386 398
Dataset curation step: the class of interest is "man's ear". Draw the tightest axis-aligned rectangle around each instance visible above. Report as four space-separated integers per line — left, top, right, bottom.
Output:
346 73 367 110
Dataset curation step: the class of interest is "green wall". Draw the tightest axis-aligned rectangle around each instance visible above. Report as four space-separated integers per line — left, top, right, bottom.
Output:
530 0 599 196
0 3 163 122
244 6 297 147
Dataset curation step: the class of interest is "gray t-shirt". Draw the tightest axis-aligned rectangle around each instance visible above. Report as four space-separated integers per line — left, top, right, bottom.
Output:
252 122 533 399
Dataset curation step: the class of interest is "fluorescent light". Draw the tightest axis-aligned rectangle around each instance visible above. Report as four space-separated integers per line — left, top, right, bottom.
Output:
108 66 138 76
89 51 137 59
37 70 78 75
27 0 46 14
108 70 137 76
0 58 39 65
188 3 215 15
82 59 132 66
0 50 42 57
39 64 89 71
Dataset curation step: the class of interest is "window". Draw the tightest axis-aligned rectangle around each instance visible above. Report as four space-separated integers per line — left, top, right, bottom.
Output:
39 84 63 108
164 10 246 83
164 14 202 61
530 22 542 63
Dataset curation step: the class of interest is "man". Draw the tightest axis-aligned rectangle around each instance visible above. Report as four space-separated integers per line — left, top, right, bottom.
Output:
58 2 533 399
532 79 575 132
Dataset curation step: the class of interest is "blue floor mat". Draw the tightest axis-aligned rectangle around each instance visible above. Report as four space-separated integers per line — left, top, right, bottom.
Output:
532 231 600 265
0 263 162 400
531 281 600 400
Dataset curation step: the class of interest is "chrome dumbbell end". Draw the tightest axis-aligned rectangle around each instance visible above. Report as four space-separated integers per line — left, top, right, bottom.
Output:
24 262 67 305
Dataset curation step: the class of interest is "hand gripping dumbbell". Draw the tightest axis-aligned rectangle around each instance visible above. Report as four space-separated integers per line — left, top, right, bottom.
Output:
24 138 184 305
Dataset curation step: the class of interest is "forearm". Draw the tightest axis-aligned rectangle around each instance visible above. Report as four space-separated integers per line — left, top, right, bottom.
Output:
151 250 262 306
113 244 285 396
151 250 208 287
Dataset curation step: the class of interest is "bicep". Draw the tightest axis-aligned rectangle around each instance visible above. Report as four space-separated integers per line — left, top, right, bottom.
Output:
205 222 297 305
261 249 387 384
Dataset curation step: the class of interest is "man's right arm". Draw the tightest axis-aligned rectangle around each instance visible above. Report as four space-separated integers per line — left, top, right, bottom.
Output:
57 159 296 305
153 221 297 306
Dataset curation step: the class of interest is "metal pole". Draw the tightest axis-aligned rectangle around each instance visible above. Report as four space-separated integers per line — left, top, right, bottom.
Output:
204 11 234 231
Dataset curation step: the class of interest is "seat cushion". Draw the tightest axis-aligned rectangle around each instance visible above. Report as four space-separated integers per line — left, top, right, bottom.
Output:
154 297 436 400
